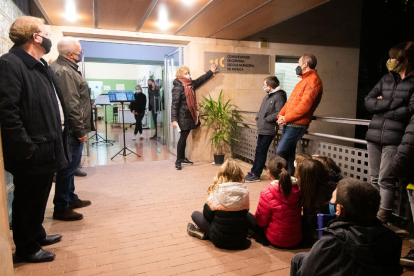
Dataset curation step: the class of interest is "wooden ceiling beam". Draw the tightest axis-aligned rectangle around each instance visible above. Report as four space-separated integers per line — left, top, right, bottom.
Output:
135 0 159 32
173 0 215 35
33 0 53 25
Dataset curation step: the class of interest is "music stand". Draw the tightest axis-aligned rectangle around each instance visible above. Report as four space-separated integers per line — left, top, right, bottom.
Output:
88 104 106 144
109 91 141 159
93 94 115 146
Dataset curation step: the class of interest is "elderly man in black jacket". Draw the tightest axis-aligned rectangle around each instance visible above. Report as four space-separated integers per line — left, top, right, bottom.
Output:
290 179 403 276
0 16 71 263
51 37 92 221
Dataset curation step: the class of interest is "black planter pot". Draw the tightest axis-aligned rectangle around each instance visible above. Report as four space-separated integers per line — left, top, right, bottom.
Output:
214 154 225 165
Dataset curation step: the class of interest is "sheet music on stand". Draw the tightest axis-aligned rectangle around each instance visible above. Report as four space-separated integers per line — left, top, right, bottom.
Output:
94 94 113 106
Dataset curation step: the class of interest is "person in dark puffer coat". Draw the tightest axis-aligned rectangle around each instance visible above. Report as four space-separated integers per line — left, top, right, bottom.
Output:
365 41 414 223
187 159 250 249
171 64 218 170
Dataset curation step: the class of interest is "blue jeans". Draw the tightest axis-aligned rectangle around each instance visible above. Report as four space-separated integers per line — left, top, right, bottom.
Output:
54 135 82 211
251 134 274 177
276 126 307 175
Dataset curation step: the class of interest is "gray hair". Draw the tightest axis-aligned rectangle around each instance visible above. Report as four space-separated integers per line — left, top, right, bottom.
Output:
57 37 81 56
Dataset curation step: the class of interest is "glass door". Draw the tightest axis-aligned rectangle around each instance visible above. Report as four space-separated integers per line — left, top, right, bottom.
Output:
164 48 183 156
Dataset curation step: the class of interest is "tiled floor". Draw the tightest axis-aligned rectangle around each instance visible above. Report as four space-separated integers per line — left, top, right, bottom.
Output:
9 123 414 275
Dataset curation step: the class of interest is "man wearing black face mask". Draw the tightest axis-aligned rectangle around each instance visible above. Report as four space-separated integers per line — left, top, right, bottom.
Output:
0 16 71 263
276 54 323 175
50 37 92 221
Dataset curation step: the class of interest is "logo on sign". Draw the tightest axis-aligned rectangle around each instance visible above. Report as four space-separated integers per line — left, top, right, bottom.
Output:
210 57 225 68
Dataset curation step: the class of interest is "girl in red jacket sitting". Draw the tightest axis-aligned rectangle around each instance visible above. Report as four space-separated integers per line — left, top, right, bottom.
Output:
248 156 302 248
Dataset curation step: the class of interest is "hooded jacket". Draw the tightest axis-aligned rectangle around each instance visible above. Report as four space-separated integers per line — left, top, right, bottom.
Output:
295 218 403 276
278 69 323 126
255 178 301 248
204 182 250 249
256 87 287 136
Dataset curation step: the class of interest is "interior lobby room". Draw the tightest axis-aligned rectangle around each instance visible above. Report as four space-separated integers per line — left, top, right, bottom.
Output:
1 0 414 275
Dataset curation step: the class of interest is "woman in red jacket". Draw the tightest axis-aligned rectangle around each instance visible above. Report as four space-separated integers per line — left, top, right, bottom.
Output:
248 156 302 248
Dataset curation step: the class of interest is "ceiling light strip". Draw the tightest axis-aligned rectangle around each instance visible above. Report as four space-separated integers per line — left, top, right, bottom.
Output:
173 0 215 35
136 0 160 32
93 0 99 28
33 0 53 25
206 0 273 38
241 0 330 40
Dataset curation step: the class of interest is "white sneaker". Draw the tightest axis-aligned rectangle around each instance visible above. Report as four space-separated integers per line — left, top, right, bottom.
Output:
140 134 144 140
132 135 136 140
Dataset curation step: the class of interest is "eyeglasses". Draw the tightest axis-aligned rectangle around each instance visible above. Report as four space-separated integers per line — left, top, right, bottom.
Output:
35 32 52 39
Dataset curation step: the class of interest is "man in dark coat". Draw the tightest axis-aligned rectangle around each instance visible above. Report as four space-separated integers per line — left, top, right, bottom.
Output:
51 37 92 221
148 79 160 140
290 179 403 276
0 16 71 263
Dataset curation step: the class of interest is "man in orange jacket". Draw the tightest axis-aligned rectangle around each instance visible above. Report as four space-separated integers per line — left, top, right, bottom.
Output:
277 54 323 174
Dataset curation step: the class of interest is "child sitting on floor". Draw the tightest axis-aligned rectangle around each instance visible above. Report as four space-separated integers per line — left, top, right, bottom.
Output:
297 159 334 244
187 158 250 249
290 178 403 276
294 153 312 177
313 155 343 189
249 156 302 248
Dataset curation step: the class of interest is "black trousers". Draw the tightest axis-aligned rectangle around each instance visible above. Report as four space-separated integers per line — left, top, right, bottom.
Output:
151 110 157 135
290 252 307 276
191 211 210 237
251 135 274 177
177 129 191 160
134 113 144 135
12 173 54 255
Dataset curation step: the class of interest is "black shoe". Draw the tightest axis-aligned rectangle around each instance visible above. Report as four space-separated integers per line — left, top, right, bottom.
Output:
69 199 92 209
181 158 193 165
13 249 55 263
53 208 83 221
175 160 182 170
245 174 260 182
150 134 157 140
38 234 62 246
187 223 207 240
74 169 87 177
401 248 414 267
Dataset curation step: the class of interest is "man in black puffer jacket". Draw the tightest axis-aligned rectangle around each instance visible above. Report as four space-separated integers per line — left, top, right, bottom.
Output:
365 41 414 223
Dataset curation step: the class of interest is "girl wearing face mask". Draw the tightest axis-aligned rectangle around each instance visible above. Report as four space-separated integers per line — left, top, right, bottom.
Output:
365 41 414 224
147 79 161 140
130 85 147 140
171 64 219 170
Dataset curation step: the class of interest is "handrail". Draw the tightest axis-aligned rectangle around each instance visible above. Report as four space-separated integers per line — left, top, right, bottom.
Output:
237 112 369 145
238 111 370 126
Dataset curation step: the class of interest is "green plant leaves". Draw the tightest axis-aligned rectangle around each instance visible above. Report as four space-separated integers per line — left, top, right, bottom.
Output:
198 90 245 155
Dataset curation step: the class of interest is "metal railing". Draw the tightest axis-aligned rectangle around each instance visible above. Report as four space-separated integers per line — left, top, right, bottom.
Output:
232 112 411 229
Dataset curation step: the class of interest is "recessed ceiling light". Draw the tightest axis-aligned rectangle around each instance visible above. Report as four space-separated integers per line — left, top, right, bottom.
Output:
156 4 171 31
64 0 78 22
182 0 195 6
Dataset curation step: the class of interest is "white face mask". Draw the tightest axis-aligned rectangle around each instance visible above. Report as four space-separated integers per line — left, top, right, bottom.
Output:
184 74 191 79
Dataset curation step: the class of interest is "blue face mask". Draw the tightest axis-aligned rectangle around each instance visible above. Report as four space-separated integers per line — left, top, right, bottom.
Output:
329 202 336 217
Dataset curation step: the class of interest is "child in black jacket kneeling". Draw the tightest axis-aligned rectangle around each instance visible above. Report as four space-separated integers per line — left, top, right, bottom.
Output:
290 178 403 276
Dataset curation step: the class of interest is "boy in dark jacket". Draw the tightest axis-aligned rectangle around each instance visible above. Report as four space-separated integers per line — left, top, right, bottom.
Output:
290 178 403 276
246 76 286 182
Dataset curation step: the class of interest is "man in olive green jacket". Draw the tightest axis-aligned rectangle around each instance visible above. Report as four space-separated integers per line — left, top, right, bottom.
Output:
51 37 92 221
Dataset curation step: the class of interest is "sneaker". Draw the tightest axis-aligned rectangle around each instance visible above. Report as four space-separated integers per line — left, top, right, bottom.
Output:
187 222 207 240
175 160 182 170
401 248 414 267
69 199 91 209
132 135 136 140
140 134 144 140
245 174 260 182
246 172 253 177
53 208 83 221
181 158 193 165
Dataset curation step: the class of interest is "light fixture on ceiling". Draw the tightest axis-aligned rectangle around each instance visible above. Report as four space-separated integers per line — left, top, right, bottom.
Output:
64 0 78 22
182 0 195 6
156 4 172 31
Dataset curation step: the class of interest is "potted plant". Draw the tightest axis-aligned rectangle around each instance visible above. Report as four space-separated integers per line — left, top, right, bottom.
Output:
198 90 245 165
